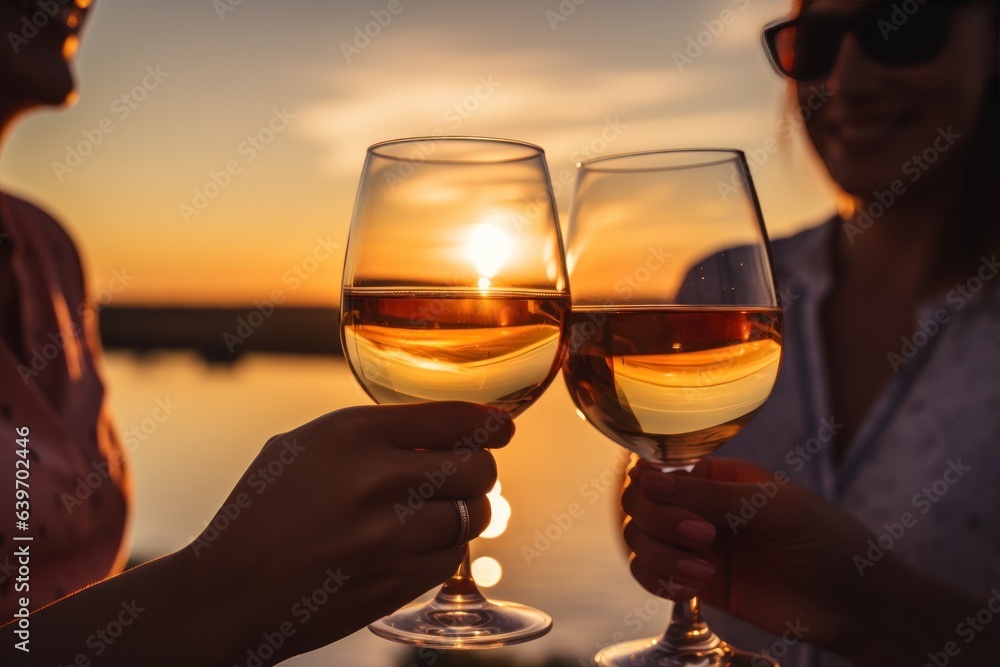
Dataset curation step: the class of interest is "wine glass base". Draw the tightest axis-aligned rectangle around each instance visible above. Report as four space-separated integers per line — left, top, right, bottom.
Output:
368 595 553 649
594 637 778 666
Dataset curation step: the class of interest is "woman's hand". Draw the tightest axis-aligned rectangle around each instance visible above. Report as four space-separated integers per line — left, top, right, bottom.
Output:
622 457 898 652
622 458 1000 665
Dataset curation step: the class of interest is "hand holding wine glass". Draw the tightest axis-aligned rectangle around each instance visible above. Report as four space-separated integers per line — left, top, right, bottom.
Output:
340 137 569 648
622 456 889 653
561 149 783 666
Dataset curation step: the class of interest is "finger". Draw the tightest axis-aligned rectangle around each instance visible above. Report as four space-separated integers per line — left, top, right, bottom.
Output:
303 403 513 453
642 466 797 537
628 556 701 601
628 457 775 486
394 447 498 500
622 475 718 547
690 457 777 484
624 520 717 589
377 402 514 451
393 496 491 553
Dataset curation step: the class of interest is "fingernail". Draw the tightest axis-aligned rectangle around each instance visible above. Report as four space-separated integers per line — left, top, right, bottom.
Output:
642 472 675 496
678 520 716 543
677 558 715 581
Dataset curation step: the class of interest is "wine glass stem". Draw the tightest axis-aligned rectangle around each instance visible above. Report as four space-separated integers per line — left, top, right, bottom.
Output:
436 546 487 604
660 595 722 653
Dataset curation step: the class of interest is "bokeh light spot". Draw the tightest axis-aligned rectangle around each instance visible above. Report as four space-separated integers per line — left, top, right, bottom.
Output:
471 557 502 587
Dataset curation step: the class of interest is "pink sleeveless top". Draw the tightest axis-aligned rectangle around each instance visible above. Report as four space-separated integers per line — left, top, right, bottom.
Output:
0 193 130 619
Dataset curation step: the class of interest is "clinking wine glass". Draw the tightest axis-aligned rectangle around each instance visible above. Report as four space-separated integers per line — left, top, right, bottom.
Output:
340 137 569 648
561 149 783 666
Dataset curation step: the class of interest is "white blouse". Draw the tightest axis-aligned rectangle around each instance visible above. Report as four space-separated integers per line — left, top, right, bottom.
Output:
705 219 1000 666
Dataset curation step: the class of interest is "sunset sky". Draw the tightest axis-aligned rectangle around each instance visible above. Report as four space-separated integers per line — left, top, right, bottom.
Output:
3 0 838 305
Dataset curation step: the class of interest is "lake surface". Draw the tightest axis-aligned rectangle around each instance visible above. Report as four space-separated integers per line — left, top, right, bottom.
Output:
103 352 675 666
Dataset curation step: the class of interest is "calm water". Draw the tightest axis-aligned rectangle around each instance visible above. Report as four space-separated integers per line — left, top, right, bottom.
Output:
104 352 674 666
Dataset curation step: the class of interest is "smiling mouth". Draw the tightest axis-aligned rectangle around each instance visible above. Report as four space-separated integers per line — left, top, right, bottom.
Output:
836 120 897 144
828 112 913 147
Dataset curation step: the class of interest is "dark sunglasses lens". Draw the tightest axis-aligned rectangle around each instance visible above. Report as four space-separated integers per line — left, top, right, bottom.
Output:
776 20 842 80
856 5 952 67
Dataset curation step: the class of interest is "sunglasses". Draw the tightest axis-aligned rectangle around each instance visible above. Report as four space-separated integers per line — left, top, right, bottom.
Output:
761 3 959 81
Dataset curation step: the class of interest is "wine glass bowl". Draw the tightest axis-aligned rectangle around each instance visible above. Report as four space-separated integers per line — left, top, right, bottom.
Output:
340 137 568 648
561 149 783 666
563 307 781 469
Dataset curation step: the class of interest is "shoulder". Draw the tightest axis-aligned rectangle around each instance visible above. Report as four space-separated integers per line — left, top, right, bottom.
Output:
770 217 835 261
3 191 86 285
768 216 837 282
4 192 81 255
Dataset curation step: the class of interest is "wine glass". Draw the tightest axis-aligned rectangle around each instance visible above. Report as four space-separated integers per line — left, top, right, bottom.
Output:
561 149 783 666
340 136 569 648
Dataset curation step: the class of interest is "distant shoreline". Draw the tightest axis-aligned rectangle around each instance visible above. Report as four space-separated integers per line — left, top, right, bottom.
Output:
99 306 342 364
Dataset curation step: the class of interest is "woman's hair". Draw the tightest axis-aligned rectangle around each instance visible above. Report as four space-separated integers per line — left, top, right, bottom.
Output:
960 2 1000 251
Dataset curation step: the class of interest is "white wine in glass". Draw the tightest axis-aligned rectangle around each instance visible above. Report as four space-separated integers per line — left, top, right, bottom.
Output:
340 136 569 649
562 149 783 666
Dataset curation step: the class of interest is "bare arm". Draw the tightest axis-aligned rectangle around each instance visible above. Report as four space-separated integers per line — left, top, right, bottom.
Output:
3 402 511 666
